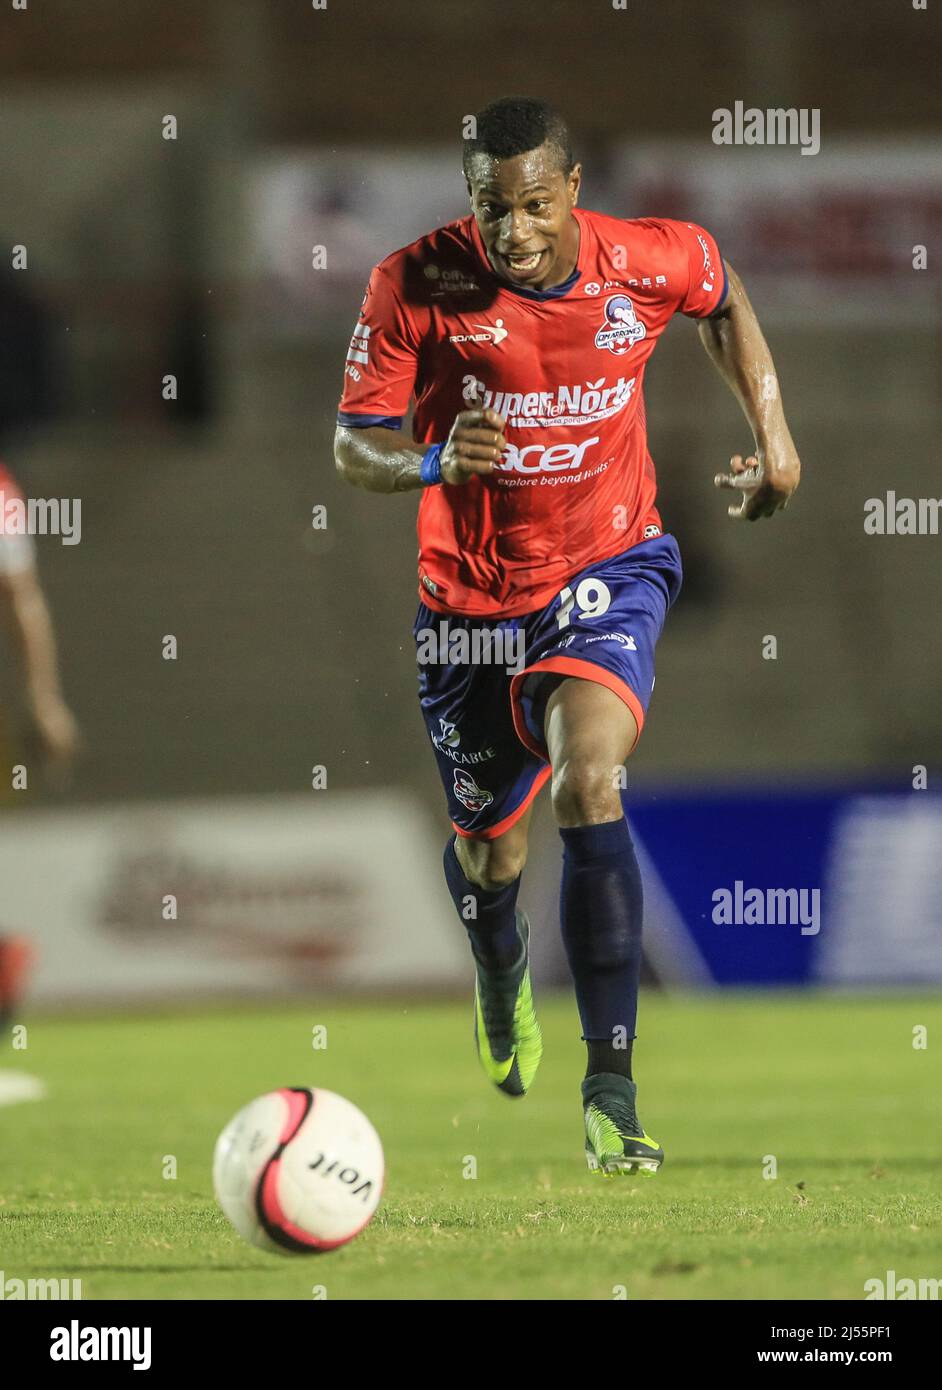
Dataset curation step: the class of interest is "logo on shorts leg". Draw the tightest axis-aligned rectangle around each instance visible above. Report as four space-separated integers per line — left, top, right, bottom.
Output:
453 769 494 813
436 719 461 749
432 720 497 765
585 632 638 649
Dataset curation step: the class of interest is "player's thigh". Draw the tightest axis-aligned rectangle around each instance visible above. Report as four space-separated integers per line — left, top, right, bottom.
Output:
413 603 547 857
454 803 533 890
543 676 637 827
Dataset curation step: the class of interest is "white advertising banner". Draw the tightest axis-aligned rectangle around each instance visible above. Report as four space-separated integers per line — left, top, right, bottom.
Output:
610 139 940 325
0 792 466 1007
251 140 940 334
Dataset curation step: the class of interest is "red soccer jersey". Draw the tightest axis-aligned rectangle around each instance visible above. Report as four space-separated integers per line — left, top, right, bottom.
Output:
337 207 726 618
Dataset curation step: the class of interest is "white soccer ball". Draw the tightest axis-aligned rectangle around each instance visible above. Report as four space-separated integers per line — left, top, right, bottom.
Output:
213 1087 384 1254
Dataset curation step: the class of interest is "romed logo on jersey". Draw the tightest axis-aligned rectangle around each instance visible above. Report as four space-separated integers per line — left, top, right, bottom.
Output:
449 319 508 347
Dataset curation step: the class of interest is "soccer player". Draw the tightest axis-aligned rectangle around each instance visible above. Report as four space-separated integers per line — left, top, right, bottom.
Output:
334 98 800 1175
0 460 79 1031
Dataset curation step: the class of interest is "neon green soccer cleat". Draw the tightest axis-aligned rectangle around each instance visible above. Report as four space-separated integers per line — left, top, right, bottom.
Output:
473 911 543 1097
583 1072 664 1176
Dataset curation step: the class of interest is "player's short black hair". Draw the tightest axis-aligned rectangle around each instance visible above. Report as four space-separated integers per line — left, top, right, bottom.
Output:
462 97 574 181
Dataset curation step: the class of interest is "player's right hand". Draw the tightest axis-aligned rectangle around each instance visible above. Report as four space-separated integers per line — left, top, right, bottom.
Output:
440 407 506 485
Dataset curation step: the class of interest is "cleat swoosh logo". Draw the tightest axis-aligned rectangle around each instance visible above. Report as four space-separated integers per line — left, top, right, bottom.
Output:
632 1134 662 1151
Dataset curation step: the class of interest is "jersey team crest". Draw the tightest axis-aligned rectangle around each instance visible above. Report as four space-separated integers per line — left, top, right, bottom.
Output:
453 769 494 812
594 295 647 355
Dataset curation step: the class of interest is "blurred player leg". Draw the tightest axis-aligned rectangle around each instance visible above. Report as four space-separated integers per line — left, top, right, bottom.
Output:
0 934 37 1036
0 685 40 1038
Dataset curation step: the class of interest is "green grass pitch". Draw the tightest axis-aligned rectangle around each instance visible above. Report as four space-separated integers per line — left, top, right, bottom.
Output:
1 993 939 1300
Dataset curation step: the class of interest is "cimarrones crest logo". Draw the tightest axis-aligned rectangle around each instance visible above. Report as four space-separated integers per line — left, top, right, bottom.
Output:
453 768 494 813
594 295 647 355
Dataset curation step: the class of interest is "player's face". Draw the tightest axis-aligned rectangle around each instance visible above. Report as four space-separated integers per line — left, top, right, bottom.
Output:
467 144 581 290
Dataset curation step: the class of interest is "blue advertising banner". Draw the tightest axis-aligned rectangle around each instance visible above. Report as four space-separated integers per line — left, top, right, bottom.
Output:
626 789 942 987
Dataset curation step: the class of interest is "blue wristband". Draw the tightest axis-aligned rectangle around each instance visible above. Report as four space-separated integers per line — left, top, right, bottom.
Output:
420 443 444 486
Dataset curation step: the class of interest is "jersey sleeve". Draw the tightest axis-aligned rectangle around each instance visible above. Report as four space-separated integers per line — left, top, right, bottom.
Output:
336 263 421 430
657 219 728 318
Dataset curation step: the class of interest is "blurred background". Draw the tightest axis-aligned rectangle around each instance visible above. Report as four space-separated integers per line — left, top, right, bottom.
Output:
0 0 940 1009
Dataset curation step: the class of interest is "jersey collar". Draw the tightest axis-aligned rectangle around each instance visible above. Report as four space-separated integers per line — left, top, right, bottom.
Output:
468 207 586 301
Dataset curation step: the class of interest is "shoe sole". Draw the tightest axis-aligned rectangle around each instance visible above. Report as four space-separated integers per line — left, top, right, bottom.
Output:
586 1150 661 1177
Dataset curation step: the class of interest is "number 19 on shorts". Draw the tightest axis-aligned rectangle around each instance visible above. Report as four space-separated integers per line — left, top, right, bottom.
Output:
556 577 612 630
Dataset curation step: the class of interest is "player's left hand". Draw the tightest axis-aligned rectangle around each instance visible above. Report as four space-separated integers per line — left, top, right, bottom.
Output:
713 444 800 521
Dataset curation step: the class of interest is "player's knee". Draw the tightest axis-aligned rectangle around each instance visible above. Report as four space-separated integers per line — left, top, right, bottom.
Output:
551 756 622 827
457 835 527 891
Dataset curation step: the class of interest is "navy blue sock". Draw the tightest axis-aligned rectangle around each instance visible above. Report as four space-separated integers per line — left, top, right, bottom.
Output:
443 836 522 972
559 819 643 1070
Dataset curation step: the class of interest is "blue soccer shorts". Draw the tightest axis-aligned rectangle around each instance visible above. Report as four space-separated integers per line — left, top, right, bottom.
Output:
413 533 683 840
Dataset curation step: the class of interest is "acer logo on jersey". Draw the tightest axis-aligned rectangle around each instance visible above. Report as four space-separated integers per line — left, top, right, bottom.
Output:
494 436 601 475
